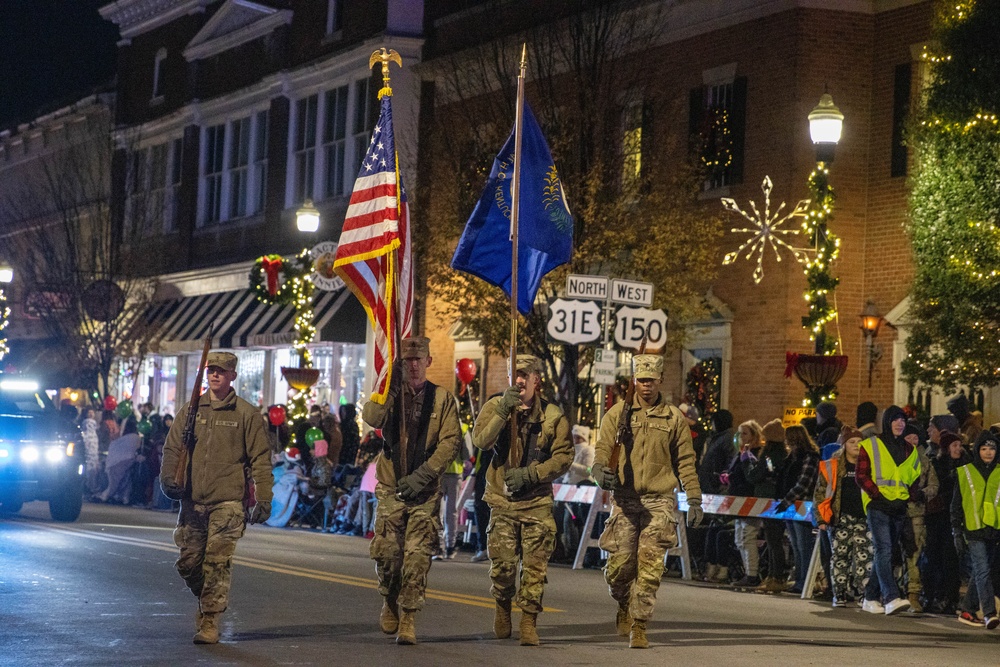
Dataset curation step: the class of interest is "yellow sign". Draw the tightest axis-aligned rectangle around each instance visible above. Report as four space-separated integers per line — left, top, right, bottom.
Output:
782 407 815 428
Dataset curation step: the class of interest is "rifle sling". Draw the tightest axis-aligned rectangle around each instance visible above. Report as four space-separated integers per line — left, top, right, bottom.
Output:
386 382 438 479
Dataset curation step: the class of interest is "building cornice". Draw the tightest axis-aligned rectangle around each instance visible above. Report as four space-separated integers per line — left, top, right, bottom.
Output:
100 0 212 40
153 260 255 298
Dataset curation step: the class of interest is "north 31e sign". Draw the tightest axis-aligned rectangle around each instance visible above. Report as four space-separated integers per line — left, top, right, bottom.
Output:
547 298 602 345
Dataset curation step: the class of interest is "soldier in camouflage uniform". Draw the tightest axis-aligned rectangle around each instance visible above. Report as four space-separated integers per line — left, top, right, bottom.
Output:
472 355 572 646
160 352 273 645
362 336 462 645
591 354 703 649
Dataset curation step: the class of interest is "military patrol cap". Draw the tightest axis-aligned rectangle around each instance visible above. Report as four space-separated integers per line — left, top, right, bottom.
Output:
632 354 663 380
206 351 238 372
400 336 430 359
515 354 543 375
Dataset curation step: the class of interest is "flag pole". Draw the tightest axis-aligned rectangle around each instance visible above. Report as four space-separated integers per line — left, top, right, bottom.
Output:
370 47 410 482
507 43 527 480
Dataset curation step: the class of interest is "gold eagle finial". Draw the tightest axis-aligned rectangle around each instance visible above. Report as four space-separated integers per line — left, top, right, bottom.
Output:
369 48 403 99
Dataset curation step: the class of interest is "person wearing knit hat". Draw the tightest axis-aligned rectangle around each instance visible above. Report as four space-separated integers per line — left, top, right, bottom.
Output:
856 402 879 438
814 425 872 607
802 402 843 442
751 418 791 593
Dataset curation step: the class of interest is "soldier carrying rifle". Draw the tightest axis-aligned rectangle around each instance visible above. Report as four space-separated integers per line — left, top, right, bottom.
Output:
591 354 703 649
160 350 273 644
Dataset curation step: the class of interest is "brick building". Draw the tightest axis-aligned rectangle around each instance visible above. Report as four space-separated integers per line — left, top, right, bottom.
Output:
416 0 996 427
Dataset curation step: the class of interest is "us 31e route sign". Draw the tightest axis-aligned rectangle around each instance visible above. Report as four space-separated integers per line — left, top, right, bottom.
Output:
547 299 602 345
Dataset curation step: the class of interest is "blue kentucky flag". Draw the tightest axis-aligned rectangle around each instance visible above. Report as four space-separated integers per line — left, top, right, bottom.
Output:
451 103 573 315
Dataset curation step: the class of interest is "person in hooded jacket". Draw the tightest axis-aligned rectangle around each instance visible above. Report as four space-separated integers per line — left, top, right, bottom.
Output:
747 419 789 593
698 410 736 494
922 432 969 614
727 420 763 587
952 431 1000 629
947 393 983 446
774 424 820 595
856 405 921 616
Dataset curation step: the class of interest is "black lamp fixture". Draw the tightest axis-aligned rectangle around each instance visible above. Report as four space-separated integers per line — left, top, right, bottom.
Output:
859 300 883 387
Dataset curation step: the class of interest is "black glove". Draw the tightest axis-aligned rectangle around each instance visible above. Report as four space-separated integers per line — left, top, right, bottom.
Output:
396 463 437 501
774 499 791 514
161 480 184 501
885 498 909 515
954 533 966 557
494 386 522 420
504 466 539 495
592 464 617 491
909 488 926 503
250 501 271 524
687 501 704 528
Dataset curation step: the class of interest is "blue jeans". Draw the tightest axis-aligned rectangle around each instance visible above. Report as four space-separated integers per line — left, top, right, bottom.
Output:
962 539 998 617
865 508 905 603
785 520 815 590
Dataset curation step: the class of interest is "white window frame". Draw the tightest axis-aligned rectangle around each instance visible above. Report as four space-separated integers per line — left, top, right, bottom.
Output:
198 110 269 227
323 85 349 198
126 137 182 235
152 48 167 102
326 0 342 35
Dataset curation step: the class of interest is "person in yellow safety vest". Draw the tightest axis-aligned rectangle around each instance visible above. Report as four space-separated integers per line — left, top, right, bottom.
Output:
813 426 874 608
951 432 1000 629
435 419 471 561
855 405 921 616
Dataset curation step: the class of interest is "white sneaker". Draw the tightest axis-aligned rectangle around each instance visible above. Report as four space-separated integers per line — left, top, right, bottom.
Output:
861 599 885 614
885 598 911 615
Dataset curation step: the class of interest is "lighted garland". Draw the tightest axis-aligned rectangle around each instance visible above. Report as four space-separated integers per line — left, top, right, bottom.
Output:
801 164 841 355
0 288 9 361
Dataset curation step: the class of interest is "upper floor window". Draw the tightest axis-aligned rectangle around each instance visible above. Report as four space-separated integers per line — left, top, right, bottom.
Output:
352 77 373 176
323 85 349 198
621 100 643 191
326 0 342 35
293 94 319 205
126 138 182 234
152 48 167 100
690 71 747 191
199 112 268 226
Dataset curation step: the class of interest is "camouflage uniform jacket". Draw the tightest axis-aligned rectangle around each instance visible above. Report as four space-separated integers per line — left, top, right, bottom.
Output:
362 381 462 490
160 389 273 505
472 396 572 511
594 392 701 503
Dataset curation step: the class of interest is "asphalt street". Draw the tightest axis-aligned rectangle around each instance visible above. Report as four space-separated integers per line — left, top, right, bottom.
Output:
0 501 996 666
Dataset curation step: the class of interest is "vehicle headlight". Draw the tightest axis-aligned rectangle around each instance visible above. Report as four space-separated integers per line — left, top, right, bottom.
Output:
21 446 40 463
65 441 76 456
45 446 65 463
0 448 9 458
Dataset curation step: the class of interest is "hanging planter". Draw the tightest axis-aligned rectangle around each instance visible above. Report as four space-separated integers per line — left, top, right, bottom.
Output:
786 352 848 407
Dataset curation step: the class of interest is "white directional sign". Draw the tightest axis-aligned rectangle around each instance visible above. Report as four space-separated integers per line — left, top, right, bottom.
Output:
592 348 618 385
547 299 603 345
614 306 668 349
566 274 609 300
610 278 654 307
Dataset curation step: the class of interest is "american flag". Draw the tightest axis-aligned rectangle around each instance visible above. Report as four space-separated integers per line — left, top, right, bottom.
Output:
334 94 413 404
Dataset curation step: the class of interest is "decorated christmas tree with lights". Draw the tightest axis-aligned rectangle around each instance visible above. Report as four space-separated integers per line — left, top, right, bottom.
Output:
903 0 1000 392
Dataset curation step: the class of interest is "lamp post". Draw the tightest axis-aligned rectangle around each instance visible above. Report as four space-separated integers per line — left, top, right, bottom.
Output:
296 199 320 234
803 92 844 356
859 300 883 387
0 262 12 362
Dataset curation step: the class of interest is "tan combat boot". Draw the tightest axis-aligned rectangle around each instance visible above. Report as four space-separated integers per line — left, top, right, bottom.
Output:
616 604 632 637
629 619 649 649
519 612 539 646
494 599 512 639
395 610 417 645
380 597 399 634
193 611 220 644
907 593 923 613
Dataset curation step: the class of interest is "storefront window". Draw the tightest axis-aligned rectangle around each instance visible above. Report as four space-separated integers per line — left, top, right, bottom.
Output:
234 349 265 407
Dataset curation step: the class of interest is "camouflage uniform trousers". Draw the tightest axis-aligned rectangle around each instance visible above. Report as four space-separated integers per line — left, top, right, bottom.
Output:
173 499 246 614
599 493 678 622
487 504 557 614
905 513 926 595
370 483 442 612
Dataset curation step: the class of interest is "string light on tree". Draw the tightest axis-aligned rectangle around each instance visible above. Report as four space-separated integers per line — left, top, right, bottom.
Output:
0 262 12 362
801 164 841 355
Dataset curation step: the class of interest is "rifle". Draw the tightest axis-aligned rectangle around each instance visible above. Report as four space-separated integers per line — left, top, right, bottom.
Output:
607 331 649 474
173 325 214 489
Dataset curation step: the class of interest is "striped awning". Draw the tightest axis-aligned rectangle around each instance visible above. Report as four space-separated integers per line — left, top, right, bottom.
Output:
147 289 365 354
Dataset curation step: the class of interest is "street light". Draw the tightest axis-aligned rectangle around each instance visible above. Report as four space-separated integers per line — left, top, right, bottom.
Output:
0 262 13 284
0 261 12 362
808 92 844 163
859 300 883 387
296 199 320 233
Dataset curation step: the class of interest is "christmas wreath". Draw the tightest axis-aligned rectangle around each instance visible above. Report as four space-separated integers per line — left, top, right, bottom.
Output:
249 250 312 306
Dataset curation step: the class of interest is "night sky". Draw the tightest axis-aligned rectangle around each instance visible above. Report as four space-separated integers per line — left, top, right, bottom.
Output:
0 0 119 128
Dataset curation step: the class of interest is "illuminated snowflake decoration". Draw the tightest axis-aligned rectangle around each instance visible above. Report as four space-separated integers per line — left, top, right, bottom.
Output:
721 176 811 284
